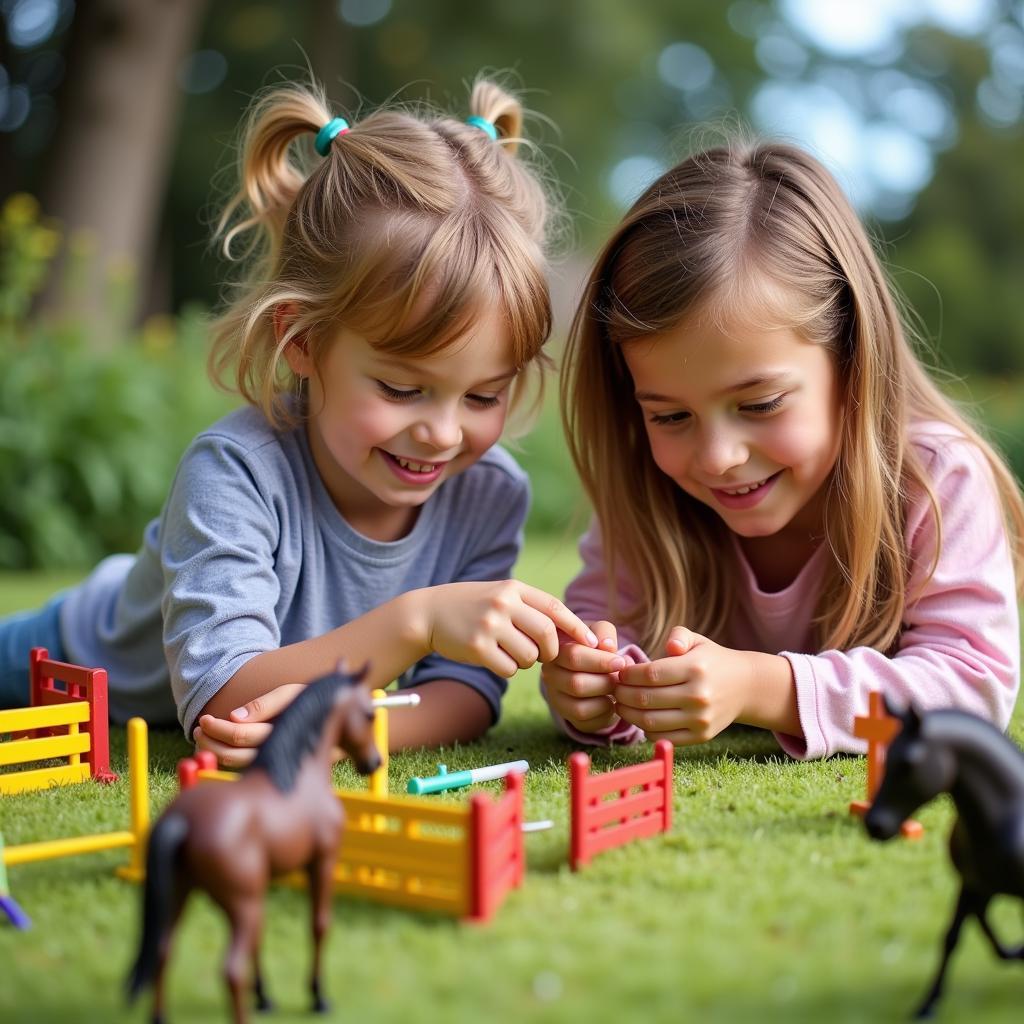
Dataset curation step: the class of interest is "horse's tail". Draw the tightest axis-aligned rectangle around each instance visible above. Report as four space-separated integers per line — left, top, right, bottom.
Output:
126 811 189 1002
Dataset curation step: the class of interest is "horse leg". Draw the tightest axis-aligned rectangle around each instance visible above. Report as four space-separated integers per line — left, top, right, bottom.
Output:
151 884 189 1024
252 946 273 1013
223 897 264 1024
914 885 976 1019
307 853 335 1014
976 898 1024 960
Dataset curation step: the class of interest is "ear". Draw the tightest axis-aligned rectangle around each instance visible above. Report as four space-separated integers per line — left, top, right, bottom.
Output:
274 302 313 378
883 693 921 733
332 659 371 689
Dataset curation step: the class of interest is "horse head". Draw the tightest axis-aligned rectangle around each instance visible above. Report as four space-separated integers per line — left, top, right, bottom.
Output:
331 670 382 778
864 697 956 841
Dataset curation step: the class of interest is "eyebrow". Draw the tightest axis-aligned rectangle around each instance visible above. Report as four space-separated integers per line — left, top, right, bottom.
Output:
634 372 793 404
375 357 516 387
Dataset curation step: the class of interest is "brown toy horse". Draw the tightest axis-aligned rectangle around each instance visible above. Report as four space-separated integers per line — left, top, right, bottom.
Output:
127 667 381 1024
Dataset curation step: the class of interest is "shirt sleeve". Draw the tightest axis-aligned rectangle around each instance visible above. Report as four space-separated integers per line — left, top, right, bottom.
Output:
159 436 283 735
544 519 647 746
778 437 1020 760
406 472 530 724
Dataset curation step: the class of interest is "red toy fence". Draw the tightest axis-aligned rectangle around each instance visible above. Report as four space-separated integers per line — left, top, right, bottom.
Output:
468 768 525 923
569 739 674 870
25 646 116 783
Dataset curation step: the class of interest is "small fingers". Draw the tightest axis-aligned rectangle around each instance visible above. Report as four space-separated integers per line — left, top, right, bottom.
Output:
545 666 618 700
230 683 306 723
665 625 700 656
591 620 619 651
613 680 704 712
197 713 273 749
193 724 261 770
519 584 598 648
617 655 691 688
610 704 716 745
555 641 625 674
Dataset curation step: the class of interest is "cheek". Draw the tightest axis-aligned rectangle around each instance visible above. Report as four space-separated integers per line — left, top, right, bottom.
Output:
469 408 508 451
765 412 836 475
646 428 687 475
341 396 405 442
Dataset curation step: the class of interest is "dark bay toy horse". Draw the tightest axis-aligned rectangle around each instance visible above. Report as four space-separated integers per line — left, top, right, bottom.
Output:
127 668 381 1024
864 699 1024 1019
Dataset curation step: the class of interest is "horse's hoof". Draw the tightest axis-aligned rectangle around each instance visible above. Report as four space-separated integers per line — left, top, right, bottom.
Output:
313 997 331 1014
256 995 275 1013
913 1004 936 1020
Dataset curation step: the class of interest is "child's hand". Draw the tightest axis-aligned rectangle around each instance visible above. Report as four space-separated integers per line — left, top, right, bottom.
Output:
421 581 601 677
193 681 306 768
613 627 755 745
541 619 628 733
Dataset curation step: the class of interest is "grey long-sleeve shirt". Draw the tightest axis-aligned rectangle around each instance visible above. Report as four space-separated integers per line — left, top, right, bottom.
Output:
60 405 529 736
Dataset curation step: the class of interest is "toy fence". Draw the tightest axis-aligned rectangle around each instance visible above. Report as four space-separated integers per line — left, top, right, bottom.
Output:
0 718 149 882
0 648 117 795
569 740 674 870
178 756 525 924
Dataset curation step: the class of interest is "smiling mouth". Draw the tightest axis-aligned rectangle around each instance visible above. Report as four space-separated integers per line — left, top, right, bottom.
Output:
391 455 442 473
717 471 781 496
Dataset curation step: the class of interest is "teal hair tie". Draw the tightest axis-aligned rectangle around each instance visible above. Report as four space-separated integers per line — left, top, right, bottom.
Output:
315 117 350 156
466 115 498 141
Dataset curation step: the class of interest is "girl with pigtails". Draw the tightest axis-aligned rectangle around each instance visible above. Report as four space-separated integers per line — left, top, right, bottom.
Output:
542 139 1024 759
0 76 600 763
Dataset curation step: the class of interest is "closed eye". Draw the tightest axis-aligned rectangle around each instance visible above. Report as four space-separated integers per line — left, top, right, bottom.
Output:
741 395 785 415
649 410 690 426
375 380 420 401
467 393 501 409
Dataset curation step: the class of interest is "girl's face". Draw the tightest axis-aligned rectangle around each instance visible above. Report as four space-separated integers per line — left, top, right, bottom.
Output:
289 307 517 540
623 315 842 543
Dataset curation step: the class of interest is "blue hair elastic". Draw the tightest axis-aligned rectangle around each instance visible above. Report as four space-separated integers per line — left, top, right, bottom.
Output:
466 115 498 141
315 116 350 156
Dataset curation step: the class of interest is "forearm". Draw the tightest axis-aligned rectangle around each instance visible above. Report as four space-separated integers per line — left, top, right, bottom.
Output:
382 678 493 751
739 651 801 736
200 591 429 720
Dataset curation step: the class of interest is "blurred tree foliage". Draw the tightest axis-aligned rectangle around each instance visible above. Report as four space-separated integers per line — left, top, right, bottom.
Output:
3 1 1020 372
1 1 1022 568
0 194 236 568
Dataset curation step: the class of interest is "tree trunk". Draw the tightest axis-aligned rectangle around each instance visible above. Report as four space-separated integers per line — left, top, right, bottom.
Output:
38 0 208 334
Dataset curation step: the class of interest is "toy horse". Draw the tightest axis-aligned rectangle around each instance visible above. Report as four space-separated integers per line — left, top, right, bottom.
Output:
864 699 1024 1019
127 667 381 1024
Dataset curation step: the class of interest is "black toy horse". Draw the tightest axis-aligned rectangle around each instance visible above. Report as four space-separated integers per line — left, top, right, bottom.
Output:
127 667 381 1024
864 698 1024 1018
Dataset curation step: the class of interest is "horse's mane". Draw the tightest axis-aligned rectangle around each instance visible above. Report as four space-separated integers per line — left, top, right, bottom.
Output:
924 709 1024 785
247 669 363 793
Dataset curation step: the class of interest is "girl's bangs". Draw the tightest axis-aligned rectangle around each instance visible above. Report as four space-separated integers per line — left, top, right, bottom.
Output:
339 213 550 367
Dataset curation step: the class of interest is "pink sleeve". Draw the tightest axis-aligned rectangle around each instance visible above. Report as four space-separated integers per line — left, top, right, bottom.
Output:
777 438 1020 760
545 521 647 746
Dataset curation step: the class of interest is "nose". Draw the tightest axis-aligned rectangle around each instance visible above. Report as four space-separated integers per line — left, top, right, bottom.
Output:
695 423 747 478
411 404 463 452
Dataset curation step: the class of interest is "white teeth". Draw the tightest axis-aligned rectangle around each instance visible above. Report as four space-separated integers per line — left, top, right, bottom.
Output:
723 477 768 496
394 456 437 473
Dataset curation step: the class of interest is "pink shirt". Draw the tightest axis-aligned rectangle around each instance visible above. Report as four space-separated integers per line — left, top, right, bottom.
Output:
550 422 1020 759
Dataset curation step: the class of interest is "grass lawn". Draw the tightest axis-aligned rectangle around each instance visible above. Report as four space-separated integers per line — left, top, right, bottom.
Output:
2 536 1023 1024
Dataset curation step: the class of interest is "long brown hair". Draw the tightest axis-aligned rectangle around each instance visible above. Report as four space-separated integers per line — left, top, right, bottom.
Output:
562 139 1024 655
209 75 559 428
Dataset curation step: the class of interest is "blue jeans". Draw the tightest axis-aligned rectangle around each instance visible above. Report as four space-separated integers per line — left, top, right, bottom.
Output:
0 596 67 709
